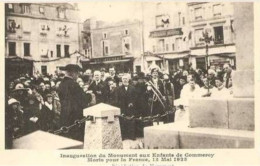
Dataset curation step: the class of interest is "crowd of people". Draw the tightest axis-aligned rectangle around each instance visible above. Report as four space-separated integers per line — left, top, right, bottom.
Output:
5 63 234 148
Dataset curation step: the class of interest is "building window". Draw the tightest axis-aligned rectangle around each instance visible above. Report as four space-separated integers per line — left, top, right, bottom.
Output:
22 5 31 14
41 66 47 75
39 6 45 15
40 44 48 57
103 33 107 39
56 45 61 57
122 37 131 54
213 4 222 17
124 29 129 35
194 29 204 45
24 43 30 56
158 39 165 52
172 43 175 51
64 45 70 57
165 44 169 51
40 24 50 32
8 19 19 33
9 42 16 56
58 8 66 19
194 7 203 20
214 26 224 44
175 37 182 50
7 4 14 12
102 40 109 56
50 51 53 58
156 15 170 29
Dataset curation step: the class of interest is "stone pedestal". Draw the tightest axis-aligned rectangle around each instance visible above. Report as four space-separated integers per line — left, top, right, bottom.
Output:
83 103 123 149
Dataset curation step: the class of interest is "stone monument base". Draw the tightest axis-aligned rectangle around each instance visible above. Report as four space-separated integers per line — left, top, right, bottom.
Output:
144 122 254 149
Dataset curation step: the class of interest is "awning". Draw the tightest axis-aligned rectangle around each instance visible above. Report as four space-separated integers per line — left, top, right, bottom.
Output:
164 53 189 60
5 56 33 62
190 44 236 56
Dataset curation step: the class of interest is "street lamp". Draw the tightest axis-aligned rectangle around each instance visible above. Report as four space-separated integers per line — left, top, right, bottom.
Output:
199 30 213 71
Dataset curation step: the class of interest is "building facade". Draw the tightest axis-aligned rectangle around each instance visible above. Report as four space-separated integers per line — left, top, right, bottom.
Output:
144 2 235 74
82 19 143 73
5 3 82 79
143 2 190 74
188 2 235 71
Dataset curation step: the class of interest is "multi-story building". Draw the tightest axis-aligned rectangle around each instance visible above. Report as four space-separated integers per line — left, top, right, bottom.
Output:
187 2 235 70
144 2 235 74
82 19 143 73
143 2 190 74
5 3 82 79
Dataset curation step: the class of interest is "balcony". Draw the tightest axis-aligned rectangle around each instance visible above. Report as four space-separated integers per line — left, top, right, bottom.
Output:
214 39 224 45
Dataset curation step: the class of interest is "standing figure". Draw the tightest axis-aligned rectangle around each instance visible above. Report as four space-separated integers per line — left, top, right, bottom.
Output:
146 68 166 117
57 64 92 141
39 94 55 131
88 70 107 104
116 74 136 140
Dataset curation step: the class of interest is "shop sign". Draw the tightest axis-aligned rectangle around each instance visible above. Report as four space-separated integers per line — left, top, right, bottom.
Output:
150 28 183 38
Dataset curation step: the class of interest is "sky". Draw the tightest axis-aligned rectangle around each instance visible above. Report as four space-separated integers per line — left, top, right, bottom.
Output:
78 1 143 23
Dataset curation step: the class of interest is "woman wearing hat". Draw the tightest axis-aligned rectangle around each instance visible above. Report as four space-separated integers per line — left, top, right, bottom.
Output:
6 98 25 139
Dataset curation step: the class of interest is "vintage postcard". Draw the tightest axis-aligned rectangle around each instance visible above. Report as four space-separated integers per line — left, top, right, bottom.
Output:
0 1 259 165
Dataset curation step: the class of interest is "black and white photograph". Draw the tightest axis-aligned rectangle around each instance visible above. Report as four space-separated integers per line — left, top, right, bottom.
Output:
4 1 255 151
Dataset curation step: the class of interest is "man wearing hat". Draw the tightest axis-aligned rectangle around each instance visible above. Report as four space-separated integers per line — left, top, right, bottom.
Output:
57 64 92 141
146 68 166 117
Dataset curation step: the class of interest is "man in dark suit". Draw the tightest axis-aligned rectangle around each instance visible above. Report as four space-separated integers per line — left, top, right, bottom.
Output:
146 68 166 117
57 64 91 141
88 70 107 104
116 74 136 140
106 66 120 85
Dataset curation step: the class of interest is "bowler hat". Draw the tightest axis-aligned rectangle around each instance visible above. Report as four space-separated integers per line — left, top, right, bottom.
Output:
11 83 29 93
60 64 82 72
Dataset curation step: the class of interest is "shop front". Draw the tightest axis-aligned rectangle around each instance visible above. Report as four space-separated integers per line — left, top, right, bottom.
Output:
164 51 190 74
191 44 236 70
5 56 33 82
82 55 134 73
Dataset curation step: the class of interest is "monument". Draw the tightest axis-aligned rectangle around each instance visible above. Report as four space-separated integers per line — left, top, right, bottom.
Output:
144 3 254 149
83 103 123 149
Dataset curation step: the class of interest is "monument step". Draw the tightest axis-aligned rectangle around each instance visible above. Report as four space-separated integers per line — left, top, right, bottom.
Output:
144 122 254 149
